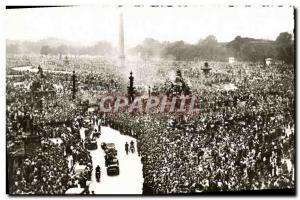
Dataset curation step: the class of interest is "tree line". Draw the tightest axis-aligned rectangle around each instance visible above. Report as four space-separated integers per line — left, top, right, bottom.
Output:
7 38 113 56
130 32 294 64
6 32 294 64
39 42 113 56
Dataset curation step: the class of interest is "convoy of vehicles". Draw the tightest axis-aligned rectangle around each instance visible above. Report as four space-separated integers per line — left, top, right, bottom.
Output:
101 142 120 176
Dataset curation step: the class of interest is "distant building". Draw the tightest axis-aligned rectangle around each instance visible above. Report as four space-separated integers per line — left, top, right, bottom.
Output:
228 57 235 64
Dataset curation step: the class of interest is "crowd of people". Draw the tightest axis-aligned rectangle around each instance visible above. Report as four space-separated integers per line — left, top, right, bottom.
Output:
106 61 294 193
7 108 96 194
7 55 106 194
7 54 294 194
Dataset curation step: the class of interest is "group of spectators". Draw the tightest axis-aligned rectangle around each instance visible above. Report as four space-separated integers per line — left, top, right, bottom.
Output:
7 55 108 194
106 61 294 194
7 54 294 194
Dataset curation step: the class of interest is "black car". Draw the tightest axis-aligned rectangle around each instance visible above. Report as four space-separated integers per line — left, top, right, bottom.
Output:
104 143 117 156
85 140 97 150
106 159 120 176
105 157 119 167
107 165 120 176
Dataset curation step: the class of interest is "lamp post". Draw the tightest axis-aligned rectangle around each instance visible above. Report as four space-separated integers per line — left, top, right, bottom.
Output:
127 71 135 104
72 70 76 99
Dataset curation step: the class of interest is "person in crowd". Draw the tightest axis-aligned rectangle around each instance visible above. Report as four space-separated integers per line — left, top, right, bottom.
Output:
125 142 129 155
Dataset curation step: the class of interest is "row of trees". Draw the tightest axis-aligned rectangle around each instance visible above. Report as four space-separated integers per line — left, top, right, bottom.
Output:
227 32 294 64
7 32 294 63
39 42 113 56
130 37 228 61
131 32 294 64
7 39 113 56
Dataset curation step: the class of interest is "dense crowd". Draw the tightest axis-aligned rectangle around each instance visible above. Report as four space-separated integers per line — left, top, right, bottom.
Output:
7 54 294 194
106 62 294 193
7 55 113 194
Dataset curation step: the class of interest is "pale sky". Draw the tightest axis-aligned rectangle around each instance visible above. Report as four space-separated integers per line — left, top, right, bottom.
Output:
5 5 294 48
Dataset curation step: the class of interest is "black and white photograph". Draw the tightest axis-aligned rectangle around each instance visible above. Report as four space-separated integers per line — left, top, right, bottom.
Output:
4 4 295 196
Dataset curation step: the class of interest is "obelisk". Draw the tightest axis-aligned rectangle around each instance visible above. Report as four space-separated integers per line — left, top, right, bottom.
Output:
119 13 125 67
